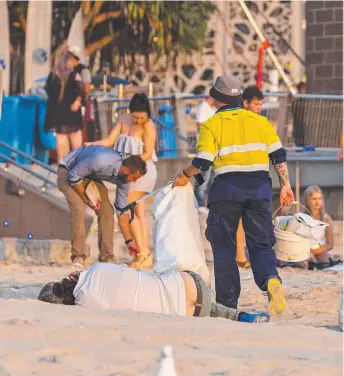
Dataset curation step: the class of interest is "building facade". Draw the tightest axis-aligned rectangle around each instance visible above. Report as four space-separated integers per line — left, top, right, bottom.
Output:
305 0 343 94
113 1 306 95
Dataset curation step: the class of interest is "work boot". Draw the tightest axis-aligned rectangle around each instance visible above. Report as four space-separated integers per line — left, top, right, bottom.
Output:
267 278 286 315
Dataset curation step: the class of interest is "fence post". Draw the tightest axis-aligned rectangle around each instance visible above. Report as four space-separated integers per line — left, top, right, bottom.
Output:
173 93 189 158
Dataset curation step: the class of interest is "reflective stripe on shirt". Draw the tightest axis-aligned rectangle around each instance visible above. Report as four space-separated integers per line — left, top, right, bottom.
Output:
196 108 286 176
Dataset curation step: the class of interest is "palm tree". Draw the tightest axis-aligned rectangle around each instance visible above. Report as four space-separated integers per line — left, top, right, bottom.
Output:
118 1 215 70
77 1 215 72
51 1 81 53
7 1 215 91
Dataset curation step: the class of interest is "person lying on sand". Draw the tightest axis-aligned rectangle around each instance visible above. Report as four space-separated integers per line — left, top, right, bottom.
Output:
38 262 269 323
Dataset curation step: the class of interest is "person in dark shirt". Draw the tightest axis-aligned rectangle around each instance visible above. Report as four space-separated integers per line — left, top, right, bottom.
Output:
44 49 85 161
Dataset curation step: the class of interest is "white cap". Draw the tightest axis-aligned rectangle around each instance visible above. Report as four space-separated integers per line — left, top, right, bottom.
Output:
68 45 81 60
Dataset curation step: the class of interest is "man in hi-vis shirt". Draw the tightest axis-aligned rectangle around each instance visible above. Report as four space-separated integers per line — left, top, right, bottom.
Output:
173 75 294 315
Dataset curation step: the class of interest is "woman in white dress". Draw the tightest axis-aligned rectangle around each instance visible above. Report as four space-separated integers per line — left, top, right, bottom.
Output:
86 94 157 267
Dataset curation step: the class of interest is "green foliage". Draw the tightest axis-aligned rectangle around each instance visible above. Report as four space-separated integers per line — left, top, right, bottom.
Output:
7 0 215 71
126 1 215 57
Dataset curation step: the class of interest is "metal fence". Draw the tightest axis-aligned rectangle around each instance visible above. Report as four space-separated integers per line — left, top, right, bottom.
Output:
0 140 57 189
262 93 343 148
91 95 199 157
91 92 343 157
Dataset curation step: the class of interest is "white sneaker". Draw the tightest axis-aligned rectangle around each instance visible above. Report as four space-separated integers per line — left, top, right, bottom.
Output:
198 206 209 215
71 257 84 268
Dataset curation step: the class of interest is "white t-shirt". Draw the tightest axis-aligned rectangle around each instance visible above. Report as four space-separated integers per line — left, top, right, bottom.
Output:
195 101 216 124
80 67 91 84
73 263 186 316
195 101 216 139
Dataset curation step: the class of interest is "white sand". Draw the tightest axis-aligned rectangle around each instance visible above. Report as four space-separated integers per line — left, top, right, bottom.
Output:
0 263 342 376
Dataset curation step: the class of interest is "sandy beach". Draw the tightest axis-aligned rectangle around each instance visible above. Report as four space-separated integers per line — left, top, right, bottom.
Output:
0 263 342 376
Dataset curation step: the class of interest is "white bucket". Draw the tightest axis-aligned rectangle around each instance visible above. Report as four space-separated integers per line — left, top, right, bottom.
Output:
274 228 311 262
273 202 312 262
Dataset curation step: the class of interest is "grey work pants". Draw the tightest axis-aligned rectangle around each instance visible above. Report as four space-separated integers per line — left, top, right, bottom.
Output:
57 167 115 262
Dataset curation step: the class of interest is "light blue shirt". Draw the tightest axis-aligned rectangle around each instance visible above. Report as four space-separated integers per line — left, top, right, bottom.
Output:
60 146 129 209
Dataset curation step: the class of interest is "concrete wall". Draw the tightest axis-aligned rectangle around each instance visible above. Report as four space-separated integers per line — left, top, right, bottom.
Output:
0 171 93 240
306 1 343 94
0 156 341 246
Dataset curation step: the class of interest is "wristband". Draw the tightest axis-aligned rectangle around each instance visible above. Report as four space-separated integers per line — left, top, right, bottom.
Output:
125 238 133 245
183 169 191 178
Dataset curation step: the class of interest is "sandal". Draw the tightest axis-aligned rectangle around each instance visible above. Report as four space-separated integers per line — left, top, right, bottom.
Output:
130 253 153 269
308 258 343 271
279 261 308 269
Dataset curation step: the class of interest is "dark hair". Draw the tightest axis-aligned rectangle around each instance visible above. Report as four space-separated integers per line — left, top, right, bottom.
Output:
129 93 151 118
297 82 306 92
224 95 242 107
122 155 147 176
242 86 264 102
38 278 77 305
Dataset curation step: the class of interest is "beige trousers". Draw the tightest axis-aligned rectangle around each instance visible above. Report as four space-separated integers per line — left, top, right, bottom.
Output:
57 167 115 262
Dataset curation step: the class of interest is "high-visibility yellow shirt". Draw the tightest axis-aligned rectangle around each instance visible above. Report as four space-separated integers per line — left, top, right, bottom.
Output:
196 108 283 176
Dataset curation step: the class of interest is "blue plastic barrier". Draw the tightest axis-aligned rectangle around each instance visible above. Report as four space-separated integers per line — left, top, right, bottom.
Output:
157 105 178 158
32 148 50 164
0 96 37 164
0 96 56 164
0 97 19 160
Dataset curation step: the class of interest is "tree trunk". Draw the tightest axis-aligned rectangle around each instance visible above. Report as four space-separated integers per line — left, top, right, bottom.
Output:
51 1 81 54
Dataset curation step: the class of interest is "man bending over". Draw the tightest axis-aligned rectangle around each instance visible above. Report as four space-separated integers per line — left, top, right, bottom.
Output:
38 263 269 324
